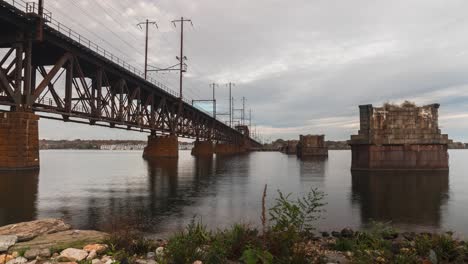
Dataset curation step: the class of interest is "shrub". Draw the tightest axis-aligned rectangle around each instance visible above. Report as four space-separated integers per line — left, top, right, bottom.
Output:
269 188 326 233
164 218 211 263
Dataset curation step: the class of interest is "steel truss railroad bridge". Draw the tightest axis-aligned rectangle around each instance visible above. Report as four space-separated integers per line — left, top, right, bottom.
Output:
0 0 261 170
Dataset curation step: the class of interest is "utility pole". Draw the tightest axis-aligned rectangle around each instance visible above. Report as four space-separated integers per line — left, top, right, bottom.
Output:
226 82 235 127
210 83 217 119
172 17 193 99
137 19 158 80
242 97 246 126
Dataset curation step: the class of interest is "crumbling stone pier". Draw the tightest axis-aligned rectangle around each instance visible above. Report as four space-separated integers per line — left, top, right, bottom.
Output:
348 103 449 171
297 135 328 158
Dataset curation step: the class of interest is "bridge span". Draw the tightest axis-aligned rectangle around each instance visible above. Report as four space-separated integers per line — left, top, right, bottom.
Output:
0 0 261 170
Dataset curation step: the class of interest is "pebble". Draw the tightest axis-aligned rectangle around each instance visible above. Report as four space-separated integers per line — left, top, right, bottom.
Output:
193 261 203 264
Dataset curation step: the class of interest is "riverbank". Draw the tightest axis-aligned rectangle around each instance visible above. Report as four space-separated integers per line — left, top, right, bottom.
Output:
1 218 468 264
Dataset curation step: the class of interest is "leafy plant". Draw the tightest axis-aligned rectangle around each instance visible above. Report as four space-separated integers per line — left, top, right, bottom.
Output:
269 188 326 233
240 247 273 264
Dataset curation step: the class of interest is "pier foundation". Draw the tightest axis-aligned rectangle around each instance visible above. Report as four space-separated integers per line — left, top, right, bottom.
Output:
297 135 328 158
143 134 179 159
191 140 214 156
349 103 449 171
0 112 39 170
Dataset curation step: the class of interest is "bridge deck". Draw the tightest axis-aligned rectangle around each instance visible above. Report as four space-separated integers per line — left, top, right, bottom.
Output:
0 0 261 147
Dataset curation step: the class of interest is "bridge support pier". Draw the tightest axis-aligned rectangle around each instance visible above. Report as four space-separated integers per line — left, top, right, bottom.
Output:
0 112 40 170
191 140 214 156
143 134 179 159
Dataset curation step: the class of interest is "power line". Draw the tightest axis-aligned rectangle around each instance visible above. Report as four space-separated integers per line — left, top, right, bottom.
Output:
137 19 158 80
65 0 147 59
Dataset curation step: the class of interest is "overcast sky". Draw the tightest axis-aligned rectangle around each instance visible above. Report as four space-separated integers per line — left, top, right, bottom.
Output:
35 0 468 142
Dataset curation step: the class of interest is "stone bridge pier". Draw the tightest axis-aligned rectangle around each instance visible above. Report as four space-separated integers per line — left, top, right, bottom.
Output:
143 134 179 159
191 140 214 156
0 111 40 170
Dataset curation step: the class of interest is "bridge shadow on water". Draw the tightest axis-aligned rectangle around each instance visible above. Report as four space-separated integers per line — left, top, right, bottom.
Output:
351 170 450 230
0 170 39 226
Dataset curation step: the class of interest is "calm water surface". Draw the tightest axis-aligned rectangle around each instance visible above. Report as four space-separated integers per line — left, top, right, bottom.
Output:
1 150 467 237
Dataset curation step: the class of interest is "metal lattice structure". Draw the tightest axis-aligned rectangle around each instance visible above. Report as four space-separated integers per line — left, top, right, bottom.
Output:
0 0 261 147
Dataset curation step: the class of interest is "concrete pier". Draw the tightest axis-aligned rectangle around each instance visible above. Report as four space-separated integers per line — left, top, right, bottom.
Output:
143 134 179 159
297 135 328 158
0 112 40 170
191 140 214 156
349 103 449 171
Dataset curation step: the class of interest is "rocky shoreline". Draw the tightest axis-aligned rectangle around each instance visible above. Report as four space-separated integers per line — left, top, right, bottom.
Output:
1 219 468 264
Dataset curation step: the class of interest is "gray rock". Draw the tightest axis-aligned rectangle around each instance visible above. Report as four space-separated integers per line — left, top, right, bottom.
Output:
60 248 89 261
0 219 71 242
6 257 28 264
0 235 18 252
26 260 37 264
24 248 51 260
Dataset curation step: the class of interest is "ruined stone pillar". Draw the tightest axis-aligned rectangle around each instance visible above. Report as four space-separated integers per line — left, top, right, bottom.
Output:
0 112 40 170
143 134 179 159
191 140 214 156
349 103 449 171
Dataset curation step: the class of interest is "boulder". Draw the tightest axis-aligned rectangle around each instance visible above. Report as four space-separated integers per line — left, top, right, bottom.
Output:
0 236 17 252
60 248 89 262
23 248 51 260
9 230 108 253
0 219 71 242
91 260 103 264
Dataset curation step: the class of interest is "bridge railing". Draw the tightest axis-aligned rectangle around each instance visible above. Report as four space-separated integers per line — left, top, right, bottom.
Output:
3 0 192 104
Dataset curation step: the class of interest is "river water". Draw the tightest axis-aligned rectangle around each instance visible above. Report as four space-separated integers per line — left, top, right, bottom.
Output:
1 150 467 237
